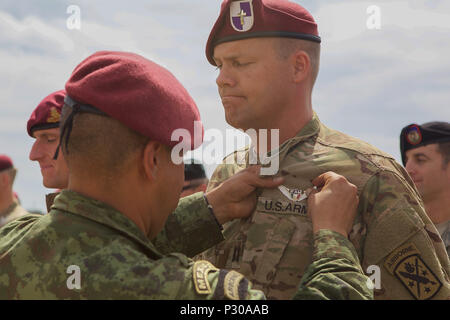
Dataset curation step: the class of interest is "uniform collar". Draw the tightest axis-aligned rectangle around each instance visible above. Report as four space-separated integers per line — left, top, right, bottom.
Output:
52 190 163 258
247 112 321 173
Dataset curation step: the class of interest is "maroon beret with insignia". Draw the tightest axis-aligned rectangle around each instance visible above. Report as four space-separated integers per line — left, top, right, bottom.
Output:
206 0 321 66
27 90 66 137
400 122 450 165
64 51 203 151
0 154 13 172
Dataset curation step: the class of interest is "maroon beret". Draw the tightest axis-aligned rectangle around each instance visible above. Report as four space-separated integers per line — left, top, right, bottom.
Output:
0 155 13 172
65 51 203 150
27 90 66 137
206 0 321 66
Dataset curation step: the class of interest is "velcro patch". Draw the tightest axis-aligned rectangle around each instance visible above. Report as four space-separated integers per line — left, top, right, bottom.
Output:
257 197 308 216
193 260 218 295
384 243 442 300
224 270 245 300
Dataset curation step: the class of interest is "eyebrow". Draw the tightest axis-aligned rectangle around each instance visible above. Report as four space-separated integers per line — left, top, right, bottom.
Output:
413 153 430 159
213 54 242 64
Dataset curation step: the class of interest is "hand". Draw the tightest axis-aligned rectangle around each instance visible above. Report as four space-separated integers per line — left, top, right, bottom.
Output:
308 171 359 237
205 166 284 224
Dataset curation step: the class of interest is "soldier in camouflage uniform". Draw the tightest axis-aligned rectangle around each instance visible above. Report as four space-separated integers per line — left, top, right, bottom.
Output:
0 155 29 228
0 51 372 299
401 122 450 257
23 90 276 257
198 0 450 299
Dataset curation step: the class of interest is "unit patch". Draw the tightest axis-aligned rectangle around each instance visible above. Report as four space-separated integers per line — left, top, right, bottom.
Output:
384 243 442 299
193 260 218 295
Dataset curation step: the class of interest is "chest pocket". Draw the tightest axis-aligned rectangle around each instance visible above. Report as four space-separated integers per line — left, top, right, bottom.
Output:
239 197 299 287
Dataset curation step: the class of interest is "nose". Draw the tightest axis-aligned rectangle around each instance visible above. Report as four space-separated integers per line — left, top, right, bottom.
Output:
405 160 416 177
29 140 44 161
216 66 236 89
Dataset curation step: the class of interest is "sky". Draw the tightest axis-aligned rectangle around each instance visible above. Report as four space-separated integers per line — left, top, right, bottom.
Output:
0 0 449 212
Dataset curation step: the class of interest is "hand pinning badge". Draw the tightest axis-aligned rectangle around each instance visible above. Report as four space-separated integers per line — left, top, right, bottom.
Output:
278 185 316 202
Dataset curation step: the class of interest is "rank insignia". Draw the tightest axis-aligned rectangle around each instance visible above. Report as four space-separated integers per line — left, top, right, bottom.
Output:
46 107 61 123
230 1 254 32
278 185 311 202
193 260 218 295
384 243 442 300
406 124 422 145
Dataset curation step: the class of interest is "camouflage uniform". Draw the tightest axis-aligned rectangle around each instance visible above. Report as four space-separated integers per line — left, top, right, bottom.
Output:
0 200 29 228
198 113 450 300
436 221 450 258
0 190 372 299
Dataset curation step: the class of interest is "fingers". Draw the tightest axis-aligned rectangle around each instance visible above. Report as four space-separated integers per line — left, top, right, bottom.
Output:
311 171 341 188
236 165 284 189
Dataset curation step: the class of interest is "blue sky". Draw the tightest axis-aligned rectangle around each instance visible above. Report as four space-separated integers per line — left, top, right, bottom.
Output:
0 0 449 212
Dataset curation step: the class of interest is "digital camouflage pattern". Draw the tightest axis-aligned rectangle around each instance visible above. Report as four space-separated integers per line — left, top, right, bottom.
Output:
0 190 372 299
197 113 450 300
436 221 450 258
45 191 225 258
0 200 29 228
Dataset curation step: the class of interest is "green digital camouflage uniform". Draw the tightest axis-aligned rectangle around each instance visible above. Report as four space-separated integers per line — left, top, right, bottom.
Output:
0 190 372 299
44 191 225 258
197 113 450 300
0 200 29 229
436 221 450 258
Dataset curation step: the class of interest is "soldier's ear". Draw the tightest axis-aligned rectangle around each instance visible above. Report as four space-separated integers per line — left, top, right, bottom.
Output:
141 141 162 181
291 50 310 84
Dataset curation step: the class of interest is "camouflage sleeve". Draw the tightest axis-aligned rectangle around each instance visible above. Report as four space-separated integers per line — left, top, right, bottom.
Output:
152 192 225 257
360 170 450 300
172 254 266 300
292 229 373 300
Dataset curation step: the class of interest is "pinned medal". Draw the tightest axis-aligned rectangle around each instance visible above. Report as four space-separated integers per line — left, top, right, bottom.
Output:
278 185 314 202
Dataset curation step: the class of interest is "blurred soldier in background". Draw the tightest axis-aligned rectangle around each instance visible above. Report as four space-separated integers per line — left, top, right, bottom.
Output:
0 155 29 227
181 160 209 198
401 122 450 256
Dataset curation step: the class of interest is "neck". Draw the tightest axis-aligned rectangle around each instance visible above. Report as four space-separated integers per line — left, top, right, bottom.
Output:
0 190 15 214
254 98 313 154
424 190 450 224
68 172 151 236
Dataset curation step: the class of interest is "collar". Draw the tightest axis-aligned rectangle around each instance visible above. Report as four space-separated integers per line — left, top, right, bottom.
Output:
52 190 162 258
247 112 321 173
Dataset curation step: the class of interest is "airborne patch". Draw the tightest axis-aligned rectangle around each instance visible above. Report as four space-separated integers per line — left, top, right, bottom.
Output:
224 270 245 300
193 260 218 295
384 243 442 300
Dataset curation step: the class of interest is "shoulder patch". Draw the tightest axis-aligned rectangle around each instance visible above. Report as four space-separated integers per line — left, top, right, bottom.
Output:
384 243 442 300
193 260 218 295
224 270 245 300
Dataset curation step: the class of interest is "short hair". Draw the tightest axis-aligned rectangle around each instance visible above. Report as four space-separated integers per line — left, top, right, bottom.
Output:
437 141 450 169
60 105 149 177
274 38 321 88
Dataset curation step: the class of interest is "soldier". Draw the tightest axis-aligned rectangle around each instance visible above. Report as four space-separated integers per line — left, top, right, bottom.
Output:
181 160 209 198
25 90 269 258
198 0 450 299
0 155 29 228
401 122 450 256
0 51 372 299
28 90 69 211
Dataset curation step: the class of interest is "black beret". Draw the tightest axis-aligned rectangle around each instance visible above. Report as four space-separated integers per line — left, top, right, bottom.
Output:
400 121 450 165
184 160 206 181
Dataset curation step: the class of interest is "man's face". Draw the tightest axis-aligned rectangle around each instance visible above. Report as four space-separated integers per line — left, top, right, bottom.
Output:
213 38 293 130
29 128 69 189
405 144 450 201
